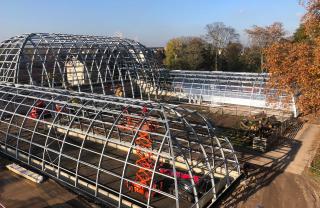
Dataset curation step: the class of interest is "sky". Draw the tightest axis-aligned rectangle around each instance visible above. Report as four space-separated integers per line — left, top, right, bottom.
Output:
0 0 306 47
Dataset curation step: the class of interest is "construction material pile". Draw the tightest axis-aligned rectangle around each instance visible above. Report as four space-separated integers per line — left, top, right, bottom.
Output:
239 113 282 152
240 112 281 138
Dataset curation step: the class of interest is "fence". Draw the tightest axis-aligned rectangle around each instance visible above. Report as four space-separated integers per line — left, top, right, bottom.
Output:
206 104 292 122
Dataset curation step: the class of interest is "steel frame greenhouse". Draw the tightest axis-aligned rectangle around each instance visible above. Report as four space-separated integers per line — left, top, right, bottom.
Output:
162 70 296 114
0 33 160 99
0 33 295 115
0 83 240 208
0 33 298 207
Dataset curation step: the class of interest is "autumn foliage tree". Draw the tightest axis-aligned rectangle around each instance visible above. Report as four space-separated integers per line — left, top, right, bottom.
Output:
246 22 286 71
264 0 320 115
302 0 320 38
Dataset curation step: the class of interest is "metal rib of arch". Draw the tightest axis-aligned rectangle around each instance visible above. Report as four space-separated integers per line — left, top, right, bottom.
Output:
0 83 240 208
0 33 160 99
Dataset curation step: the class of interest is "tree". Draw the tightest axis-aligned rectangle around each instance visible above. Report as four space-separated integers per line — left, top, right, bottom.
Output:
293 25 308 42
184 37 206 70
300 0 320 38
205 22 239 71
264 1 320 115
221 42 244 71
265 40 320 115
219 43 262 72
164 38 184 69
240 46 261 72
164 37 206 70
246 22 286 71
202 43 216 71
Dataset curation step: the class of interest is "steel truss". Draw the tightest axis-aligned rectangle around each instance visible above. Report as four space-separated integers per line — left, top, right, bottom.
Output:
0 83 240 208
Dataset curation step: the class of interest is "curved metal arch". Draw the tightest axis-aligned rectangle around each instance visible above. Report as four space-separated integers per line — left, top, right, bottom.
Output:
94 107 127 197
0 33 161 100
73 102 108 187
164 106 225 204
0 83 240 208
118 114 150 207
180 114 215 205
41 98 68 171
0 34 29 82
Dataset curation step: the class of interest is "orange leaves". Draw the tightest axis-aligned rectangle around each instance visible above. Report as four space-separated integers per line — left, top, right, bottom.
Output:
246 22 286 48
245 1 320 115
246 22 286 71
300 0 320 39
264 37 320 115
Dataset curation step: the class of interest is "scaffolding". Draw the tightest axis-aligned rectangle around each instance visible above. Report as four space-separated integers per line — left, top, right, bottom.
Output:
0 83 240 208
0 33 160 99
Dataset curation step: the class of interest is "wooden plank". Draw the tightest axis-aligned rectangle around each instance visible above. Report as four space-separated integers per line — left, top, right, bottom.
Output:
6 163 44 183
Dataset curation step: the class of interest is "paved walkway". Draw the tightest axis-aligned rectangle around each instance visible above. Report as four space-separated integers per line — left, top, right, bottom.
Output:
221 120 320 208
285 123 320 174
239 122 320 175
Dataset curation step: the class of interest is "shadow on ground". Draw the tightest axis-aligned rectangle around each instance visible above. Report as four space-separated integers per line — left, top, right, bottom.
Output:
216 134 302 207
